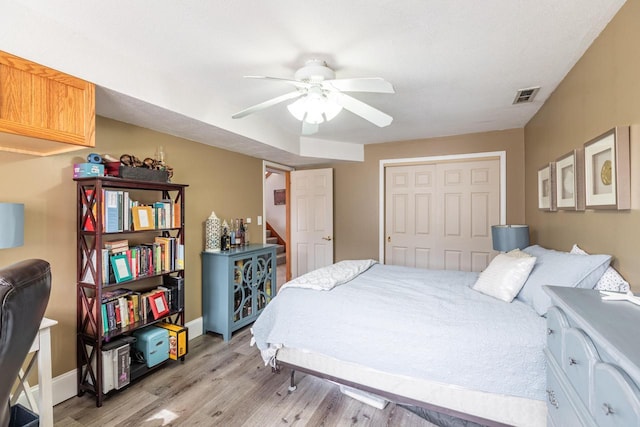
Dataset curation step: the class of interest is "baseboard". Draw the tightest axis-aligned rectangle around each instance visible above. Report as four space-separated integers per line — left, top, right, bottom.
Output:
41 317 204 406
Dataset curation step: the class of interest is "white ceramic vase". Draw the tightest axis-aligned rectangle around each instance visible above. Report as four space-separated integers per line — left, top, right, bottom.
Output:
205 211 221 252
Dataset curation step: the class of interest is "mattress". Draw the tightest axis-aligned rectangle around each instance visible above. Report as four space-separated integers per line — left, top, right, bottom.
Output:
277 347 546 427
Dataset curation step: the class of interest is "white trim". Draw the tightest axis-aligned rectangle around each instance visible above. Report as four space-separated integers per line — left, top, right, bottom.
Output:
47 317 204 407
262 161 294 244
378 151 507 263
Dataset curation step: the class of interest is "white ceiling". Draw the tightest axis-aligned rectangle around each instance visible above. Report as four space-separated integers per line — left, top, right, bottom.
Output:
0 0 626 166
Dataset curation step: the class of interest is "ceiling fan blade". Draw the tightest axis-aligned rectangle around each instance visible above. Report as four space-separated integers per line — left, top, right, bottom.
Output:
336 93 393 127
232 91 302 119
324 78 394 93
302 121 319 135
244 76 312 89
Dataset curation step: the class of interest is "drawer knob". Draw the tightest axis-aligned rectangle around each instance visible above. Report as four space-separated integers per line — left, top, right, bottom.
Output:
602 403 614 416
547 328 553 335
568 357 577 366
546 389 559 409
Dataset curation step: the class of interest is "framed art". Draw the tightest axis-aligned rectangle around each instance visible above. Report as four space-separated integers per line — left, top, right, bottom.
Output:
555 149 585 211
150 291 170 319
110 253 133 283
132 206 155 230
274 189 286 205
584 126 630 210
537 163 557 211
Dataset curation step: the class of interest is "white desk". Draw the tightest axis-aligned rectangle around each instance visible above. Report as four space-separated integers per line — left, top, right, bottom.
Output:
11 317 57 427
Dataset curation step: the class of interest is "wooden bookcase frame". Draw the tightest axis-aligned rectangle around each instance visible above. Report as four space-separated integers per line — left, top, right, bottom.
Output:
75 176 188 407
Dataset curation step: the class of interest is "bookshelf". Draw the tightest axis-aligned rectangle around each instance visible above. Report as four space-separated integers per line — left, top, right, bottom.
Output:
74 176 188 407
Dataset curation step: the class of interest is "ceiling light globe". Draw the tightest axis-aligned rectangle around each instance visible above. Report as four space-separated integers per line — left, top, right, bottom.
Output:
287 98 307 121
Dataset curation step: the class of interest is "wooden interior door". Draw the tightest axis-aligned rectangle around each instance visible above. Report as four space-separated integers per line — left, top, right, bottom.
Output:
385 158 500 272
290 168 334 277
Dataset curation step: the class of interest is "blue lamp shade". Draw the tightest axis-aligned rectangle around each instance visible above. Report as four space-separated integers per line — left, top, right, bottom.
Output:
491 225 529 252
0 203 24 249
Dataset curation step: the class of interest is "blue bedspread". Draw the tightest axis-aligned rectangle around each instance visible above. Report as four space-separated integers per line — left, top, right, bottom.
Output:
251 263 547 401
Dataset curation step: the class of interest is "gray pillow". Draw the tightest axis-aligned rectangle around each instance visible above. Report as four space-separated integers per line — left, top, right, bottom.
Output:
517 245 611 315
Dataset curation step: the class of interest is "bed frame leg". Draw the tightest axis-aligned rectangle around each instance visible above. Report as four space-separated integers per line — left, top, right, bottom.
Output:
288 370 297 393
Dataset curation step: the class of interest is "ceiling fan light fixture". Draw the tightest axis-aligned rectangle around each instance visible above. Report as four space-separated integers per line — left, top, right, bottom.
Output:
287 91 342 124
287 98 307 121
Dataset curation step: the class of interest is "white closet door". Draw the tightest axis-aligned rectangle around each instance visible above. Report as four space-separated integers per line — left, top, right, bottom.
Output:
385 158 500 272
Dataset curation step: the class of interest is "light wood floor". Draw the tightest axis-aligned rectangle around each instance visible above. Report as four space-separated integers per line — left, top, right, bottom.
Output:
54 327 436 426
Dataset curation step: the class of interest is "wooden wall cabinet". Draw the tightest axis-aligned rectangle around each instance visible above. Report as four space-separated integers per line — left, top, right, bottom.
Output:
202 244 277 341
0 50 95 156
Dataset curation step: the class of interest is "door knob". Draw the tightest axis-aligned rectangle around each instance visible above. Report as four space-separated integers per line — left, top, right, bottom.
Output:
322 236 332 241
387 236 391 242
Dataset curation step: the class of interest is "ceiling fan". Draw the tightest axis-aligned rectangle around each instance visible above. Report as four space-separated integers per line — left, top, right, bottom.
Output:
231 59 395 135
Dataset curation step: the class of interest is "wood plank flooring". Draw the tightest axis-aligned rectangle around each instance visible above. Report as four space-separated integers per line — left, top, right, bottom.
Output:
54 327 436 426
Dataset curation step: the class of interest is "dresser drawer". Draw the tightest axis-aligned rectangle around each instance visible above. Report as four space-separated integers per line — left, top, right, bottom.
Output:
591 362 640 426
546 306 569 363
563 328 599 406
546 362 586 427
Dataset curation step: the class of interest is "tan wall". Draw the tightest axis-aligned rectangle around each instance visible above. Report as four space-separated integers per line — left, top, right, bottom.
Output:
0 116 264 378
325 128 525 262
524 0 640 289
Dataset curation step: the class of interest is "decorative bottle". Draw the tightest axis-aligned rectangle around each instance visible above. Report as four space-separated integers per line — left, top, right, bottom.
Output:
237 218 245 246
229 219 236 247
220 225 230 251
205 211 221 252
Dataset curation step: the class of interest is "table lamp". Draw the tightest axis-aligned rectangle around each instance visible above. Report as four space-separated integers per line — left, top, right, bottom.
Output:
491 224 529 252
0 203 24 249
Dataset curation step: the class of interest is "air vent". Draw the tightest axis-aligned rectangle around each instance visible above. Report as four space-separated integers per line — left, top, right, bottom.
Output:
513 87 540 104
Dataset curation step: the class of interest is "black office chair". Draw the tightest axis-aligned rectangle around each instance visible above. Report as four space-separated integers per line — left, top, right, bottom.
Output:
0 259 51 427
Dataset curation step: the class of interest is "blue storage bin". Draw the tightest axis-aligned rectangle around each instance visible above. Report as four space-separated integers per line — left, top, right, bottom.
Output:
9 404 38 427
133 326 169 368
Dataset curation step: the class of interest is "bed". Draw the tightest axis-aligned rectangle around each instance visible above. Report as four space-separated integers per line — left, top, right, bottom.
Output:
251 245 618 426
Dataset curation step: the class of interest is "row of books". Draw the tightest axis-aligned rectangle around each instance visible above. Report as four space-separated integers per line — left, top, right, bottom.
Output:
82 238 184 285
83 189 181 232
92 276 184 335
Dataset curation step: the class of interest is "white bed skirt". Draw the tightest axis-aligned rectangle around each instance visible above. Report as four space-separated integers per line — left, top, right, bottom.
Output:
277 347 547 427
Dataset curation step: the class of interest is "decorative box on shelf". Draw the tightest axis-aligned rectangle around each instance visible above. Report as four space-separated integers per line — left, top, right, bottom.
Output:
118 166 168 182
74 163 104 178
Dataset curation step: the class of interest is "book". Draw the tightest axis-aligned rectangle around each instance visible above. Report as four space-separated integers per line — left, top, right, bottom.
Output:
104 190 120 232
104 239 129 250
115 344 131 389
101 303 109 334
173 202 181 228
163 275 184 311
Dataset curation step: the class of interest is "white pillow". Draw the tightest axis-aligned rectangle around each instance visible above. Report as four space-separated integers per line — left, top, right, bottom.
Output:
473 253 537 302
570 244 629 293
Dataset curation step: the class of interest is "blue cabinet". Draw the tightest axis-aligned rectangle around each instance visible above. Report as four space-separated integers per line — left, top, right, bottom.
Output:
202 244 277 341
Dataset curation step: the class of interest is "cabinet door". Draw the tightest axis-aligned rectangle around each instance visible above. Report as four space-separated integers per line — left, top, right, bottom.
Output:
254 250 275 313
232 254 255 323
0 50 95 155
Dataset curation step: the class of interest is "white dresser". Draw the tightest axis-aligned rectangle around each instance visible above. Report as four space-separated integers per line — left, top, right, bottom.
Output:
544 286 640 426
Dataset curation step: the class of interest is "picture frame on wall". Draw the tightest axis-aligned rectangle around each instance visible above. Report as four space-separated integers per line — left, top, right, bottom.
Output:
273 189 286 205
538 163 557 211
583 126 630 210
555 149 585 211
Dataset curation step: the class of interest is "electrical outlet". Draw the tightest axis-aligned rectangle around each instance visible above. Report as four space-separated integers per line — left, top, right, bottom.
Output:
257 216 262 225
